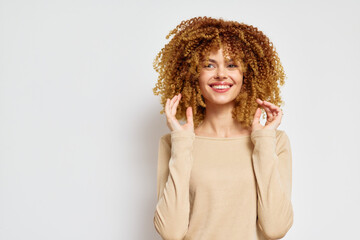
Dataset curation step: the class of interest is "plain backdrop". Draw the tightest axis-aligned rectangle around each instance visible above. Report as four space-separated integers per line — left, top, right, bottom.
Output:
0 0 359 239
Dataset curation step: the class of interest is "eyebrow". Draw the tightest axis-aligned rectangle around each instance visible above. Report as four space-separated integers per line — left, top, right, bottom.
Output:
207 58 234 63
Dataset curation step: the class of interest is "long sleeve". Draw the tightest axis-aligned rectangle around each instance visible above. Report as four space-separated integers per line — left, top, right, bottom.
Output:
153 130 195 240
250 129 294 240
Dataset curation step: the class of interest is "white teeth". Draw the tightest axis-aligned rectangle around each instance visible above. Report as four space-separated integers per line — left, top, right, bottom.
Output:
211 85 231 89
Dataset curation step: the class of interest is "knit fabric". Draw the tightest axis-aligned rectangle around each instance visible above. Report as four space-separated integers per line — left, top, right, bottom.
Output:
154 129 293 240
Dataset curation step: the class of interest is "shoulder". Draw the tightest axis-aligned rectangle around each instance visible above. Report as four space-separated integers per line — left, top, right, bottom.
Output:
252 129 288 141
159 130 195 147
159 132 171 148
251 129 290 146
275 129 287 140
275 129 291 154
275 129 290 142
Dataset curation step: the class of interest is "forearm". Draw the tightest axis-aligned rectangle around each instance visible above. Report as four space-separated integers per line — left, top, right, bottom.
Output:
251 129 293 239
154 130 195 240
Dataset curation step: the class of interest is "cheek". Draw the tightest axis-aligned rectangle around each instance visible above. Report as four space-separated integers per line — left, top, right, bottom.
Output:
229 72 243 83
198 81 208 93
198 74 209 88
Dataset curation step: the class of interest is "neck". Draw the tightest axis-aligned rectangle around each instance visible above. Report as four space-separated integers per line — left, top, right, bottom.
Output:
197 100 250 138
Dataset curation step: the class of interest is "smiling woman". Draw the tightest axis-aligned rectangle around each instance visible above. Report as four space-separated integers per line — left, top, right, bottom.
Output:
152 16 293 240
152 16 286 129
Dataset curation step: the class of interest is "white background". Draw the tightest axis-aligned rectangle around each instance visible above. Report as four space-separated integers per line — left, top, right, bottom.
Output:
1 0 359 239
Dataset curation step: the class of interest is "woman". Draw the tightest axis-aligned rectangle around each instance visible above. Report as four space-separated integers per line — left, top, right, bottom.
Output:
152 16 293 240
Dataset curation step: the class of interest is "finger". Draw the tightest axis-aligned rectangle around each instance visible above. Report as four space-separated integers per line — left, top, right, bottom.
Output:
169 95 178 113
263 105 274 121
263 100 281 114
256 98 263 105
165 98 170 117
262 100 282 119
186 107 194 126
170 94 180 112
172 94 181 115
252 107 262 125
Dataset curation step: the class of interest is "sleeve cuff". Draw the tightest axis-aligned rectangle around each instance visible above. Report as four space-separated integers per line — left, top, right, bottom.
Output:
171 129 195 141
251 129 276 140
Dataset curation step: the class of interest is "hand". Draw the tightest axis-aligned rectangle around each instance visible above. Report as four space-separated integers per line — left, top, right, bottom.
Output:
165 93 194 132
252 98 283 131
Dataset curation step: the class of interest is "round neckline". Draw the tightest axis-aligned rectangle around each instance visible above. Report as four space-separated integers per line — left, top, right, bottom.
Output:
195 134 251 140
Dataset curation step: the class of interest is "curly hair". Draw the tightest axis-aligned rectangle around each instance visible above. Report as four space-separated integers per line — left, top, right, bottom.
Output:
152 16 286 129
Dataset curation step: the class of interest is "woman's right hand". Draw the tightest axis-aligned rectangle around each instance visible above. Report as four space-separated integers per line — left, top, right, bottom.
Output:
165 93 194 132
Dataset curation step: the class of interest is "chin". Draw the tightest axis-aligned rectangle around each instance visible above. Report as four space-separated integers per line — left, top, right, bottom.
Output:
206 97 237 106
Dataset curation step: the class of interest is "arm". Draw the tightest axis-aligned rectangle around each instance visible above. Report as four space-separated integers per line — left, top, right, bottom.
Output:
153 130 195 240
251 129 294 240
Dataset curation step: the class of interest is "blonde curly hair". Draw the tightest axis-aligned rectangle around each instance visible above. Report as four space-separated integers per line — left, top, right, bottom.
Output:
152 16 286 129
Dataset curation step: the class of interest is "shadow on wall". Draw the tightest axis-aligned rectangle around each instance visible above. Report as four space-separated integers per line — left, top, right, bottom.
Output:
132 99 169 239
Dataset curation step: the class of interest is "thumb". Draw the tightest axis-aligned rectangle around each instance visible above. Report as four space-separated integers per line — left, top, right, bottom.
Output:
186 107 194 126
253 108 261 124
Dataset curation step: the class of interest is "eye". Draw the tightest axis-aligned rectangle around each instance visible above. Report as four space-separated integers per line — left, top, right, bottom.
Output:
204 63 215 68
228 64 238 68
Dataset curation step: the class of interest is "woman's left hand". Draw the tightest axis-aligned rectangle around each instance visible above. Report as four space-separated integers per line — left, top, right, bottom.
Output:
251 98 283 131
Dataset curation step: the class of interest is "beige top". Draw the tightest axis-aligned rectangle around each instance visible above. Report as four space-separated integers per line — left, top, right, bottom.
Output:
153 129 293 240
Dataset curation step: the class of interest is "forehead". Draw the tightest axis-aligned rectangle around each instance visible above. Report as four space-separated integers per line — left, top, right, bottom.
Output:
203 50 235 62
203 46 234 60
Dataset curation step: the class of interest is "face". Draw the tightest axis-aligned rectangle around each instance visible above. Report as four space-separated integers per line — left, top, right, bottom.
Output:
198 47 244 106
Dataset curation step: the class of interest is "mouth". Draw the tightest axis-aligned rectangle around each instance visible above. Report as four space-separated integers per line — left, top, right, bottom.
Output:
209 84 233 89
208 84 233 93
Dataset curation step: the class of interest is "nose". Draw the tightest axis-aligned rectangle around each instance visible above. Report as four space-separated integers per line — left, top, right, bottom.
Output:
215 66 227 80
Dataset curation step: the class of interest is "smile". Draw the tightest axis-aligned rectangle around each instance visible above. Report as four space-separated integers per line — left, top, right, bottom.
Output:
209 84 233 93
